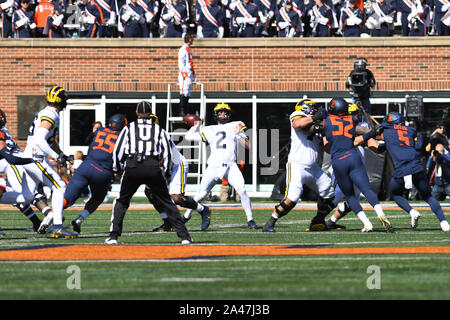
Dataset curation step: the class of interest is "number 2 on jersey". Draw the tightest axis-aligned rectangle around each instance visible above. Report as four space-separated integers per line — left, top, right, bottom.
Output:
93 131 117 153
216 131 227 149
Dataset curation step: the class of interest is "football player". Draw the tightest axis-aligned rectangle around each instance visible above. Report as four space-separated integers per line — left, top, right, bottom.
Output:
68 114 127 233
371 112 450 231
22 86 77 238
184 103 258 229
0 109 47 232
322 98 393 233
143 114 211 232
262 99 336 233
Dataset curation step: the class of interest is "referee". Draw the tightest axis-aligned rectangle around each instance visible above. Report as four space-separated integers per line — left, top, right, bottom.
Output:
105 101 193 245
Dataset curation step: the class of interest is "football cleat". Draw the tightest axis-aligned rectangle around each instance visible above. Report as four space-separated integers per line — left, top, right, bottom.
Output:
309 215 327 231
200 206 211 231
37 222 50 234
410 210 421 229
152 223 174 232
378 215 394 233
71 218 83 234
105 237 118 245
247 220 258 230
49 225 78 239
262 225 275 232
325 219 346 230
361 223 373 232
440 221 450 232
0 230 5 236
181 238 194 245
262 217 276 232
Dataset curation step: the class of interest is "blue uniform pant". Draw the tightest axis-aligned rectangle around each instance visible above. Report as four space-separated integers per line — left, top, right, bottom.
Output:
343 25 360 37
313 24 329 37
432 183 450 201
2 15 13 38
390 171 446 222
332 151 379 214
372 24 390 36
64 160 113 207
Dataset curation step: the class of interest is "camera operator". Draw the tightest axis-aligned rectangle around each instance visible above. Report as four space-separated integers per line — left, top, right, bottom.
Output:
427 144 450 201
345 57 376 114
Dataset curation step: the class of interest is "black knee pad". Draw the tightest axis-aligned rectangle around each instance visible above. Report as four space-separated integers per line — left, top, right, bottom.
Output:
317 196 335 216
178 195 197 209
275 198 296 217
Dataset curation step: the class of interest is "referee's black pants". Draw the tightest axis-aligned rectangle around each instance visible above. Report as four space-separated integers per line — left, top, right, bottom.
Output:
110 159 191 241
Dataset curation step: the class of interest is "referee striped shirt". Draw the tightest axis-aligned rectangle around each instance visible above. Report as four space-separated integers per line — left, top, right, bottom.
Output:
113 118 173 176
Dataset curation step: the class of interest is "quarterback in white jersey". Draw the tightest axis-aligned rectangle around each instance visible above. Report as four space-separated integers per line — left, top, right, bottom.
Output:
143 113 211 232
22 86 77 239
263 99 335 233
184 103 258 229
178 33 196 116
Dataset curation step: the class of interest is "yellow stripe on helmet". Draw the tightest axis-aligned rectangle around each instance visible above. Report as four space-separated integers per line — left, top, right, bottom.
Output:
214 102 231 114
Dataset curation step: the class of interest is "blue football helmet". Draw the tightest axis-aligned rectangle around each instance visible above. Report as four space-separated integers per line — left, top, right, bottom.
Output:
108 114 127 131
328 98 349 115
384 112 405 125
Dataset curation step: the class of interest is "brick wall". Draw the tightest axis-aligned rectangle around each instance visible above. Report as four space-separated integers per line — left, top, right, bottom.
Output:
1 37 449 146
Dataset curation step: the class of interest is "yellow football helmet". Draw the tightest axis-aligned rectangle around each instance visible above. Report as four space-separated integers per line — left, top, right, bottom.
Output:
46 86 68 109
295 99 317 114
214 103 232 123
348 103 360 114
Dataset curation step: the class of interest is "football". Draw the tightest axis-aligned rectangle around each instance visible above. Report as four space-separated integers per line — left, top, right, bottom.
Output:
183 114 202 126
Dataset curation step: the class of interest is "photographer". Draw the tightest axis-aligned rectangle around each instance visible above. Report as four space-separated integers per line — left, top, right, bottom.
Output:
426 144 450 201
345 57 376 113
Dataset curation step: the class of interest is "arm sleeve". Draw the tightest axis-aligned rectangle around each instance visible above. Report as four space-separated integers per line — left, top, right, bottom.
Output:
33 126 59 159
161 130 173 178
112 126 129 172
185 126 206 142
0 148 34 165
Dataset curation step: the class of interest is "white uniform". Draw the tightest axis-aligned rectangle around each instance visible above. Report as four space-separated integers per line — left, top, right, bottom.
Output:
185 120 254 222
168 142 189 195
23 106 67 225
285 110 333 202
178 43 195 97
0 127 36 205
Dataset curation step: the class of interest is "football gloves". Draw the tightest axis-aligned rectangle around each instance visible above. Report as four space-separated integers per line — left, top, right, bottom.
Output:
57 153 73 168
311 107 328 122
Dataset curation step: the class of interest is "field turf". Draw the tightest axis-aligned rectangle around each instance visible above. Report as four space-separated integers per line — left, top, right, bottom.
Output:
0 200 450 302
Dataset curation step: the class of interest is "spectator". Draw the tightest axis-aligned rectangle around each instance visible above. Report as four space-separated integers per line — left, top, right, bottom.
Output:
136 0 159 38
34 0 54 37
255 0 276 37
230 0 258 37
427 144 450 200
160 0 188 38
408 0 430 36
309 0 333 37
365 0 395 37
44 7 66 37
426 123 449 153
120 0 146 37
196 0 225 38
339 0 364 37
1 0 17 38
12 0 36 38
276 0 299 37
434 0 450 36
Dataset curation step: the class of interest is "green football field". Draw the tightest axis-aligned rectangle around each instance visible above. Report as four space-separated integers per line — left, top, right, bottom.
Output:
0 199 450 301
